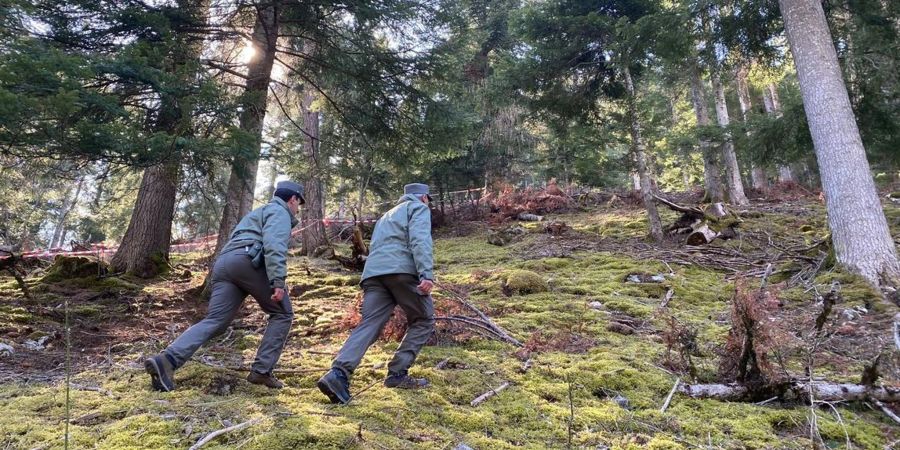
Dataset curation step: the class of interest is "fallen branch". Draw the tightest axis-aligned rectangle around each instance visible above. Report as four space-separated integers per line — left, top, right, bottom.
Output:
678 382 900 402
471 381 510 407
871 398 900 426
893 314 900 351
660 377 680 412
189 417 262 450
660 289 675 308
435 283 523 347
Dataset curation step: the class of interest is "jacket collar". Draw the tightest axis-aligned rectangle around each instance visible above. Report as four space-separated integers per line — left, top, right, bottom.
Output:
270 197 299 228
398 193 424 205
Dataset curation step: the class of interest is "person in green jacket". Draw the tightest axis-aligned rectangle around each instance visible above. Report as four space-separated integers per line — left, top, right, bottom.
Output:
317 183 435 404
144 180 304 391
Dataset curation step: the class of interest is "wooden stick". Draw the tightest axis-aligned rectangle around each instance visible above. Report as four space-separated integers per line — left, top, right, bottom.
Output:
660 377 680 412
871 398 900 426
471 382 510 407
189 418 262 450
660 289 675 308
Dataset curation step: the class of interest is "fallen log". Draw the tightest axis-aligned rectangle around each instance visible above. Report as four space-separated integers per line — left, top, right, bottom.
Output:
678 381 900 403
653 195 740 245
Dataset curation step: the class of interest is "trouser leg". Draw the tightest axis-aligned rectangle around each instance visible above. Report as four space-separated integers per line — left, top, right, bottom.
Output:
386 274 435 375
332 278 396 378
165 256 244 368
227 253 295 374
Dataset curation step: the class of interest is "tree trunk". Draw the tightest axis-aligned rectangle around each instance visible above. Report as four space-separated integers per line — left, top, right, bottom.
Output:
779 0 900 286
111 163 180 277
298 63 329 256
623 67 663 242
761 83 794 183
111 0 208 277
735 65 767 191
213 1 280 256
712 74 749 205
689 63 724 203
51 177 85 248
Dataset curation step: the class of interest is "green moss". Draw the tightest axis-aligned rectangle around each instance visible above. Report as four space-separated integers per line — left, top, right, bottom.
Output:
497 269 549 295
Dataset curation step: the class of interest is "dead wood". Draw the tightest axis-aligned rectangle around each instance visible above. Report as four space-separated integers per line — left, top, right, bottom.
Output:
436 282 523 347
471 381 510 406
331 225 368 270
0 250 32 299
189 418 262 450
678 381 900 403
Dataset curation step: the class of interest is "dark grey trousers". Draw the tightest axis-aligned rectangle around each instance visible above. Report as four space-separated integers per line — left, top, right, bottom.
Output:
164 250 294 374
332 274 435 377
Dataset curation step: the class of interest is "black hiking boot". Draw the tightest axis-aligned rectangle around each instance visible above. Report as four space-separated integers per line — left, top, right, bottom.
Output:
317 369 351 404
144 354 176 392
384 371 429 389
247 371 284 389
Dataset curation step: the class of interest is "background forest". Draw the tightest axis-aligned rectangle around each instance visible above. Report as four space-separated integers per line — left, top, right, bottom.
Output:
1 0 900 448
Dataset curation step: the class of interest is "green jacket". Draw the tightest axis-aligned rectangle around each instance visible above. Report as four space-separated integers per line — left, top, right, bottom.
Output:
361 194 434 282
221 197 298 288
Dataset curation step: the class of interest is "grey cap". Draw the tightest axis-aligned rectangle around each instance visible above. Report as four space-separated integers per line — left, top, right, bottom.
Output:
275 180 305 204
404 183 432 201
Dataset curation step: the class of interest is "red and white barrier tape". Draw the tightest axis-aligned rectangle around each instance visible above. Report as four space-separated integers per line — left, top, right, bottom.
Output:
1 217 379 260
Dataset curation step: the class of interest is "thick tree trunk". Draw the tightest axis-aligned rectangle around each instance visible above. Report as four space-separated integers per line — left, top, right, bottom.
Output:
735 66 767 191
111 0 208 277
51 177 84 248
111 163 180 277
298 72 328 256
712 74 749 205
623 67 663 242
779 0 900 286
689 64 724 203
761 83 794 183
213 1 280 255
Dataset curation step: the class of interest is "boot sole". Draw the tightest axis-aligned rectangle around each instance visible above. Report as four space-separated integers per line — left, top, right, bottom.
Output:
144 358 174 392
317 378 350 405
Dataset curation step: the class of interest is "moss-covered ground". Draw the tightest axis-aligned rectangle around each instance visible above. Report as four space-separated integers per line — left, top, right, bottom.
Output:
1 196 898 449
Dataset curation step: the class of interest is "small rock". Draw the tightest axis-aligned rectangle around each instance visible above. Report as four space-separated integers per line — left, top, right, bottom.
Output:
612 394 631 410
454 444 475 450
588 301 603 310
0 343 13 357
841 309 859 321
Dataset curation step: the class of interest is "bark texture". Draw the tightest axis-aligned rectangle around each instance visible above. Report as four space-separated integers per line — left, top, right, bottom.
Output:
689 64 724 203
298 70 329 255
214 1 280 255
779 0 900 285
735 66 767 191
111 163 180 277
761 83 794 183
712 74 749 205
623 67 663 242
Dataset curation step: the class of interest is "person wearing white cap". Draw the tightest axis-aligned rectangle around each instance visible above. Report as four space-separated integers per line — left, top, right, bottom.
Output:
317 183 435 404
145 180 305 391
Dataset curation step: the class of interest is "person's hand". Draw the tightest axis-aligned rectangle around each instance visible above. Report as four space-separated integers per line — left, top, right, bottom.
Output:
271 287 286 302
417 279 434 296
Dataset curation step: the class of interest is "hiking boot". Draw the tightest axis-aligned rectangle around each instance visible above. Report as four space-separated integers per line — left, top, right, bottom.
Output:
384 371 429 389
317 368 351 404
247 371 284 389
144 354 176 392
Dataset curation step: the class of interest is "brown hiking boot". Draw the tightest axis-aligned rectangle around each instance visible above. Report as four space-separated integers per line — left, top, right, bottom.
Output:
384 371 429 389
144 354 176 392
247 371 284 389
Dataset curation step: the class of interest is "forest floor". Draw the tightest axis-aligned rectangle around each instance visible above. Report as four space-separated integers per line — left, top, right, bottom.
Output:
1 191 899 449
